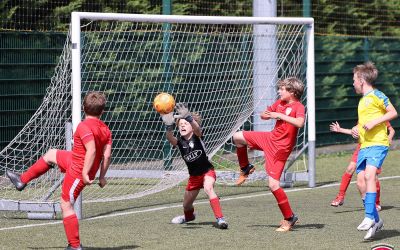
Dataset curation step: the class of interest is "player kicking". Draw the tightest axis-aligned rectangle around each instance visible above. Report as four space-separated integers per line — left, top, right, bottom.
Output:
329 121 394 211
352 61 397 240
6 92 112 250
233 77 305 232
161 103 228 229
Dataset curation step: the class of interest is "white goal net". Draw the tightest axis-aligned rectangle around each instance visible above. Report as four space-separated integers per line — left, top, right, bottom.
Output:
0 13 314 209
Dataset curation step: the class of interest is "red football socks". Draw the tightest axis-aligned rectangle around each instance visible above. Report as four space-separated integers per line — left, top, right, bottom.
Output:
273 188 293 220
236 146 249 168
184 208 195 221
338 172 352 197
20 157 50 184
63 214 80 248
209 197 223 218
376 179 381 205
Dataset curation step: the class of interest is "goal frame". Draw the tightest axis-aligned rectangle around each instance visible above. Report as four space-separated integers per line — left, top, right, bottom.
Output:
71 12 316 187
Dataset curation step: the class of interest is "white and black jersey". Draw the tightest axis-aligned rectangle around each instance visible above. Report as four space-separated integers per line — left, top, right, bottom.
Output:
176 134 214 176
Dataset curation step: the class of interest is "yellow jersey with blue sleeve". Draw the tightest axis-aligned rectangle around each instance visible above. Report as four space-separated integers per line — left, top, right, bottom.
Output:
358 89 391 148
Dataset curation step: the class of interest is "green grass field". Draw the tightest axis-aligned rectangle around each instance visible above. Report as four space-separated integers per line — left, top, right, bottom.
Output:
0 150 399 249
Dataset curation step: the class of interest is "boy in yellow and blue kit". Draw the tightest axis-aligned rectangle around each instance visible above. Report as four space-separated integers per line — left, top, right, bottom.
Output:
351 61 397 240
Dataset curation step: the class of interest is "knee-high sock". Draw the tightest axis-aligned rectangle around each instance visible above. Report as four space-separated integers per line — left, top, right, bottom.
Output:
365 192 379 222
338 172 352 197
375 180 381 206
272 188 293 220
63 214 80 248
184 208 195 221
20 157 50 184
209 197 223 219
236 146 249 168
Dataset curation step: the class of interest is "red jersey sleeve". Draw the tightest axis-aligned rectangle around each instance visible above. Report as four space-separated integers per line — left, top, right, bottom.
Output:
106 129 112 145
267 99 280 112
294 102 305 118
77 123 94 145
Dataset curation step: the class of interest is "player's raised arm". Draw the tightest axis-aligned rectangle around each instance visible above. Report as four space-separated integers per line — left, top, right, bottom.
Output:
161 112 178 146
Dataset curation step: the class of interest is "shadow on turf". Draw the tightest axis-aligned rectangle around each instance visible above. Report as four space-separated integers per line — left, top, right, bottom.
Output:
180 221 224 230
249 223 324 230
28 245 140 249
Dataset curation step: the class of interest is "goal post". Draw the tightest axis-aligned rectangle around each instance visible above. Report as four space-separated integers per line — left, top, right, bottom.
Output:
0 12 315 218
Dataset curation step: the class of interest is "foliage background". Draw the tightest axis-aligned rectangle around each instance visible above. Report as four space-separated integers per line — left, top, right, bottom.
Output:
0 0 399 148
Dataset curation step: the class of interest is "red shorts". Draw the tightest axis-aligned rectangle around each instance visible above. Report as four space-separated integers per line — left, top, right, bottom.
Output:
56 150 85 203
351 144 382 174
186 169 216 191
56 150 71 173
243 131 289 180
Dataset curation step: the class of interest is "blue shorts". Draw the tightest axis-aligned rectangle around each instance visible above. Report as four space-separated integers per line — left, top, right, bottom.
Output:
356 146 388 174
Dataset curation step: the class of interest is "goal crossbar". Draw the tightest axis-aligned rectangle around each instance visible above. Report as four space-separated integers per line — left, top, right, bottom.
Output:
72 12 314 25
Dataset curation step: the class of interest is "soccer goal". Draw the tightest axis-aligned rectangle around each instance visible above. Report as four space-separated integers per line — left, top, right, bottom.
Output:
0 12 315 218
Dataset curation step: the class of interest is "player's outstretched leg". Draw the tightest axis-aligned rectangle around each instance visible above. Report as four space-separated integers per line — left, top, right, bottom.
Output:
6 155 53 191
6 170 26 191
233 134 255 186
236 163 255 186
331 172 352 207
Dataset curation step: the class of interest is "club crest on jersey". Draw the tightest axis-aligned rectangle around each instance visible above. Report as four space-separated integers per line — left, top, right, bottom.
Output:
189 141 194 149
364 97 372 107
184 150 202 162
285 107 292 115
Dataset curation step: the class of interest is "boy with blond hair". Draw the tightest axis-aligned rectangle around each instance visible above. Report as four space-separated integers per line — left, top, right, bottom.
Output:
233 77 305 232
351 61 397 240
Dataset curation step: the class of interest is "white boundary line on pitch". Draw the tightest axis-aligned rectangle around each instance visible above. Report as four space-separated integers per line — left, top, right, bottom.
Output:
1 175 399 232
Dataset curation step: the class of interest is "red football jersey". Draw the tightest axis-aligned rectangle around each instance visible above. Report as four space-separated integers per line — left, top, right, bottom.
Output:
267 99 305 151
68 117 112 180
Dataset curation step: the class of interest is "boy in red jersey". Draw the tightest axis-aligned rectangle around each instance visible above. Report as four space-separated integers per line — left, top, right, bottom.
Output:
161 103 228 229
6 92 112 250
329 121 394 210
233 77 305 232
